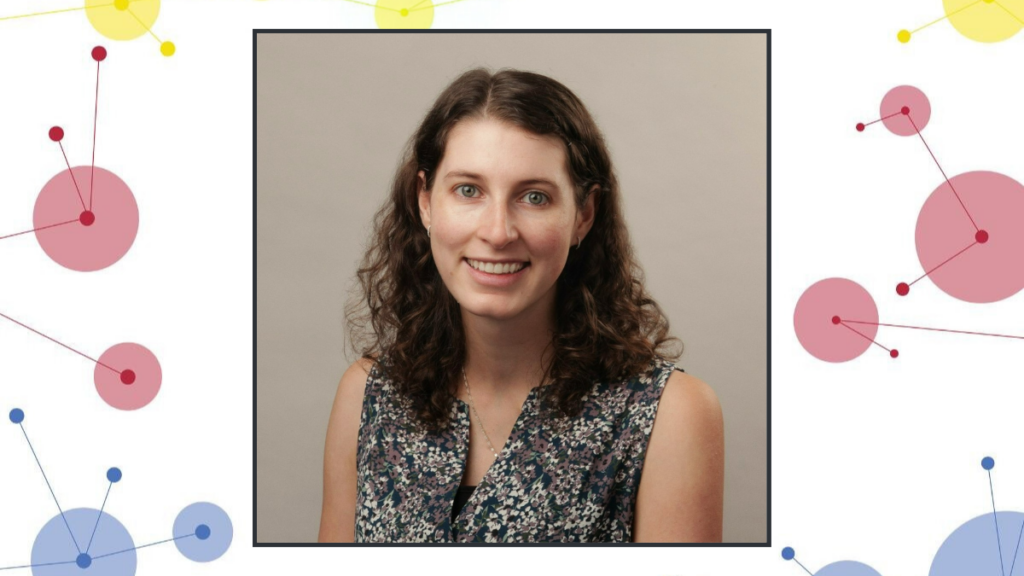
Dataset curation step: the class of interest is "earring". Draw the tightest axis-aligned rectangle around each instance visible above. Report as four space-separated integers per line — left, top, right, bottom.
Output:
427 225 431 238
575 235 581 247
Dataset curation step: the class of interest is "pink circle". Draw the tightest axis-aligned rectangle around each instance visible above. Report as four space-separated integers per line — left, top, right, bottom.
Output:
94 343 161 410
915 171 1024 303
881 86 931 137
34 166 139 272
794 278 879 362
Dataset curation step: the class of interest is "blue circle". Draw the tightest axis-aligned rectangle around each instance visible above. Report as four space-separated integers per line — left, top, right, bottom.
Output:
9 408 24 424
782 547 795 560
107 467 122 483
32 507 136 576
173 502 232 562
815 561 883 576
982 456 995 470
931 511 1024 576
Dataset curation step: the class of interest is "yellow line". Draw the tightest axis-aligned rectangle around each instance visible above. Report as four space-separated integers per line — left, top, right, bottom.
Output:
994 0 1024 25
337 0 401 11
0 2 114 22
911 0 983 33
410 0 472 11
127 6 162 43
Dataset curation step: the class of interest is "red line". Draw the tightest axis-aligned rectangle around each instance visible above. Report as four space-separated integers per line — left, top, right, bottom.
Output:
845 320 1024 341
0 311 121 374
908 240 978 286
90 59 100 212
840 322 893 352
907 113 979 231
57 141 87 212
863 111 903 128
0 218 78 241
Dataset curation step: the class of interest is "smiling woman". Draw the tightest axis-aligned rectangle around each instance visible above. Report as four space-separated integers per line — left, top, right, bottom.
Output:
318 67 724 543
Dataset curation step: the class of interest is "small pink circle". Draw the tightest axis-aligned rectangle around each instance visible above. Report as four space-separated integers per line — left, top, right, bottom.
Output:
881 86 931 136
34 166 138 272
856 123 865 132
794 278 879 363
896 282 910 296
49 127 64 142
92 46 107 62
916 171 1024 303
95 343 161 410
890 349 899 359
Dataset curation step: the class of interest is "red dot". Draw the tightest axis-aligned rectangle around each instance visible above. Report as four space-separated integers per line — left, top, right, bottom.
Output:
79 211 95 226
49 126 64 142
890 349 899 358
856 123 865 132
896 282 910 296
901 106 910 115
120 369 136 385
92 46 107 62
976 229 989 244
831 315 841 325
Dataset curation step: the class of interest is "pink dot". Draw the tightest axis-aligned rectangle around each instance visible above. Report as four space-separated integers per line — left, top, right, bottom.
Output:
92 46 107 62
890 349 899 358
916 171 1024 302
79 211 95 226
49 127 64 142
34 166 138 271
856 123 865 132
896 282 910 296
794 278 879 363
881 86 931 136
95 344 161 410
831 315 841 325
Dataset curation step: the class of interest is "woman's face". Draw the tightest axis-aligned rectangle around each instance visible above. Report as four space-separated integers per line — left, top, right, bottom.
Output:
418 117 595 321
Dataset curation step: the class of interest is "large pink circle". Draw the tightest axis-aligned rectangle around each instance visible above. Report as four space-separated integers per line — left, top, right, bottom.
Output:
94 343 162 410
915 171 1024 303
880 85 931 137
34 166 139 272
794 278 879 362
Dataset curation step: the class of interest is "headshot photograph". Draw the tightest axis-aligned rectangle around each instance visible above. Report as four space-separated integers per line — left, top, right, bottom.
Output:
255 31 768 544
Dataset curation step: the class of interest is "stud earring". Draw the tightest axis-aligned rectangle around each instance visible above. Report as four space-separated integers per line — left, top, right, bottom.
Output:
427 225 431 238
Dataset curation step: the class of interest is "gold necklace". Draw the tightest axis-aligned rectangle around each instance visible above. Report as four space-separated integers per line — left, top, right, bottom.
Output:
461 366 502 459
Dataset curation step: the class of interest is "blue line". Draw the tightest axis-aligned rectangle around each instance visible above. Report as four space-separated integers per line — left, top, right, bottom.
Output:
793 558 815 576
0 559 77 571
1009 518 1024 576
91 533 195 561
989 470 1007 576
19 423 81 554
85 481 113 554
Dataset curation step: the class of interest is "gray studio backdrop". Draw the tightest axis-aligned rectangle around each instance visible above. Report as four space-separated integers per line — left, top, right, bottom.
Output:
256 32 767 544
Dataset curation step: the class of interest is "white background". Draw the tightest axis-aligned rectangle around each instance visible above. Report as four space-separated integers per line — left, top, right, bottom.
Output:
3 0 1024 575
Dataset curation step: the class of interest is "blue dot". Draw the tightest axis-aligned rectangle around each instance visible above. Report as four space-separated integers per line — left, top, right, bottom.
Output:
782 546 795 560
107 467 122 483
195 524 211 540
9 408 24 424
76 553 92 568
982 456 995 470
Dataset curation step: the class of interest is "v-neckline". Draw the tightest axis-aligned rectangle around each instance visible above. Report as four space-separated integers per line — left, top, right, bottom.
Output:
450 386 540 536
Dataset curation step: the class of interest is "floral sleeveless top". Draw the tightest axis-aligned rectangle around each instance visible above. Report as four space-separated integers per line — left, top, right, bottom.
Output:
354 355 680 543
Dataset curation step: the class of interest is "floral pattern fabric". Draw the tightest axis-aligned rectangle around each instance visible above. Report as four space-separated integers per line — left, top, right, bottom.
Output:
354 355 679 543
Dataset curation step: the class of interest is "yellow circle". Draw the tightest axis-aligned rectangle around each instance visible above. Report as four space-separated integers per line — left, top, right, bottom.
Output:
897 29 911 43
85 0 161 41
375 0 433 29
114 0 130 10
942 0 1024 42
160 41 175 56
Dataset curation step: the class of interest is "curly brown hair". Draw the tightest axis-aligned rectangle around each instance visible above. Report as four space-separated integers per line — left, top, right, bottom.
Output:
344 66 682 434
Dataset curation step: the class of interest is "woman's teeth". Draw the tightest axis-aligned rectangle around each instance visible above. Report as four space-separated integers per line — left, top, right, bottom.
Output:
466 259 527 275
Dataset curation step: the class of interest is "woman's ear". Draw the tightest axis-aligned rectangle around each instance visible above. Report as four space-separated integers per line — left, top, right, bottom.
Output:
417 170 431 230
577 184 600 240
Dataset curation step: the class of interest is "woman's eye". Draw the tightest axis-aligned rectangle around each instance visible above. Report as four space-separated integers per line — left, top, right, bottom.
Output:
456 184 478 197
525 191 549 205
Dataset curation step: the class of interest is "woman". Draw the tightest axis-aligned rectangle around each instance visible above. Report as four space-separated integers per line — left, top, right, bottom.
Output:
319 67 724 543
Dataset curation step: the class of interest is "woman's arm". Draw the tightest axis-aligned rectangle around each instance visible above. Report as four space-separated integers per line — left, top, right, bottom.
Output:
318 358 373 543
632 370 725 542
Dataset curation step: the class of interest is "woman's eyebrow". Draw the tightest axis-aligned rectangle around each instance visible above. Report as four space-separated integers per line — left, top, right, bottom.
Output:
443 170 560 190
